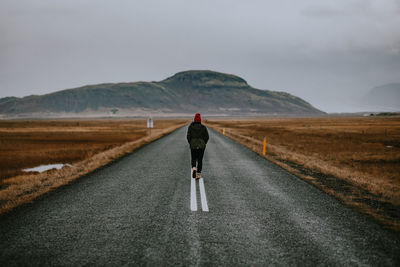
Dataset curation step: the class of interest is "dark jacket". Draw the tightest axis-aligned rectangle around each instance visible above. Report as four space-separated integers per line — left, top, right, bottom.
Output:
187 122 209 150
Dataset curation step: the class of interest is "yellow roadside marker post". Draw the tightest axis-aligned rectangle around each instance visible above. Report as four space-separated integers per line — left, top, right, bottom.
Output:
263 137 267 156
223 128 226 136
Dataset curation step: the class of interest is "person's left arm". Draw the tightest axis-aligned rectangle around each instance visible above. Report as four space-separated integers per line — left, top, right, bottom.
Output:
187 126 192 143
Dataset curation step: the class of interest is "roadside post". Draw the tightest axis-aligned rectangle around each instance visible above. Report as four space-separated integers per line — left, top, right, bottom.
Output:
263 137 267 156
223 128 226 135
147 117 154 135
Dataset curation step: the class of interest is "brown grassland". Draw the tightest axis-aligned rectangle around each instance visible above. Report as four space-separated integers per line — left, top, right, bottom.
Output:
0 119 187 214
205 116 400 231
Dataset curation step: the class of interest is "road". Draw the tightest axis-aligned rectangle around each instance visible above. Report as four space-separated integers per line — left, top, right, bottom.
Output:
1 126 399 266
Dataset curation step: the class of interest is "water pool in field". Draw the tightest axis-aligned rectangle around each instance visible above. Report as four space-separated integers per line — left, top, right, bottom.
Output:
23 164 71 173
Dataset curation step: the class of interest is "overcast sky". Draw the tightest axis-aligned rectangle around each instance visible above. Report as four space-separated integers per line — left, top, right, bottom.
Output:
1 0 399 112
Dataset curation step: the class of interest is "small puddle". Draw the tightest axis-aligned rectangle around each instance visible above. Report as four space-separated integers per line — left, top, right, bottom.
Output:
23 164 72 173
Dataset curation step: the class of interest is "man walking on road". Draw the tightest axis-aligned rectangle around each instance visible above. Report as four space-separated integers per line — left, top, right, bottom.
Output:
187 113 209 179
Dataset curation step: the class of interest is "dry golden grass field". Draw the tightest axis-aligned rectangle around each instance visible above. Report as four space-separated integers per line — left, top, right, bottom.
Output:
206 116 400 230
0 119 187 214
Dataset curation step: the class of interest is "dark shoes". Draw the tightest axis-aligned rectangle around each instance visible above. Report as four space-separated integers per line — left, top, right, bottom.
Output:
192 167 196 178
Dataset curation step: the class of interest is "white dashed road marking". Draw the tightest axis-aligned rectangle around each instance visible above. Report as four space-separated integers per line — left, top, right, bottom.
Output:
190 174 198 211
190 170 209 212
199 178 209 212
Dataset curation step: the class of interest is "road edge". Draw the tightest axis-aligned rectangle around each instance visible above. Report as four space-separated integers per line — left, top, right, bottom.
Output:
0 122 188 216
205 123 400 233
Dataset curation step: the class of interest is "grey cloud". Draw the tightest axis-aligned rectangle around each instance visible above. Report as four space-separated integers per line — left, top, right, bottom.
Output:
0 0 399 112
302 0 372 17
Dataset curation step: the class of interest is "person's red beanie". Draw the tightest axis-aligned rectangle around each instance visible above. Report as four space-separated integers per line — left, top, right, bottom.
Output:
194 113 201 122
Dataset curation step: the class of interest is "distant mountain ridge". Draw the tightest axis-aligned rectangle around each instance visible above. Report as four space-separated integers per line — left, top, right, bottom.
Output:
0 70 324 116
363 83 400 111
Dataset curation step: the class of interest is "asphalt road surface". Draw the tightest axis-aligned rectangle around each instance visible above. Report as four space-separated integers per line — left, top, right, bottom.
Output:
1 126 399 266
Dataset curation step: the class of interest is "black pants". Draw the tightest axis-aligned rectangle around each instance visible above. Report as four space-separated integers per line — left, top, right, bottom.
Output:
191 149 205 173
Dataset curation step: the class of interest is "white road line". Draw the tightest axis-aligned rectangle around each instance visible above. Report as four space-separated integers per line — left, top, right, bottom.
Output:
199 178 209 212
190 175 198 211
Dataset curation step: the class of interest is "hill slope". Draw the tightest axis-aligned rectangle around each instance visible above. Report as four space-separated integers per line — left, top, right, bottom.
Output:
0 70 324 116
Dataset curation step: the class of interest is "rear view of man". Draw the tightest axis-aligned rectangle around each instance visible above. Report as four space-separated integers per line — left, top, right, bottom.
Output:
187 113 209 179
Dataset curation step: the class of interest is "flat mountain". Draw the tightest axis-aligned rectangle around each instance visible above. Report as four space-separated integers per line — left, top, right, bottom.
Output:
0 70 324 116
363 83 400 111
